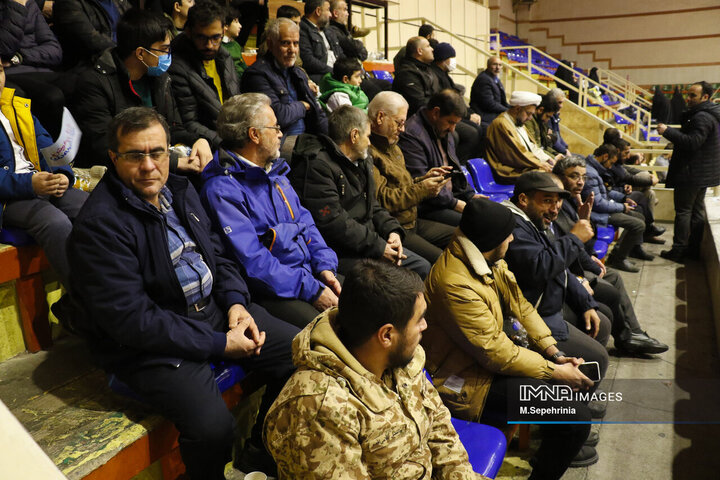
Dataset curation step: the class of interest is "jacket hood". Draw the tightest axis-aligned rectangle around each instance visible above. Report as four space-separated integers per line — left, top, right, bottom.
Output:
292 309 426 413
201 148 289 182
696 101 720 124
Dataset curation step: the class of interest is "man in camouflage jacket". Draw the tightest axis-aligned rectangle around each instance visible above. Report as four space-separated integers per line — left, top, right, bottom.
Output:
264 259 485 479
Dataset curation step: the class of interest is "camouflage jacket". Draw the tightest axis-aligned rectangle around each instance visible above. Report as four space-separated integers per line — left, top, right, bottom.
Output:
263 309 486 479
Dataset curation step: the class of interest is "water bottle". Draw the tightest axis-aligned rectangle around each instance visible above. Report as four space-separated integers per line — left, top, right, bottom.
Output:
511 319 530 348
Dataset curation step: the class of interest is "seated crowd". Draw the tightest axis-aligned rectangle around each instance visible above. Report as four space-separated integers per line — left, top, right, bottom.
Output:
2 1 692 479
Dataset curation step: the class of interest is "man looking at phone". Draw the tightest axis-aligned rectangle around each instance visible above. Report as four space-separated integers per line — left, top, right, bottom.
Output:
399 89 480 227
368 92 456 264
423 198 598 478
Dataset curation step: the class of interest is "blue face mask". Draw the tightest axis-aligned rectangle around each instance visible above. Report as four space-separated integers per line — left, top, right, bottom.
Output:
142 49 172 76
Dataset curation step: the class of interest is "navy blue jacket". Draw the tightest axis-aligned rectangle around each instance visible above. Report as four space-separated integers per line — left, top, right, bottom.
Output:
554 200 603 278
68 170 250 371
298 17 343 84
201 148 337 303
503 201 598 340
549 113 568 154
582 155 625 226
241 53 328 136
0 0 61 73
470 70 508 126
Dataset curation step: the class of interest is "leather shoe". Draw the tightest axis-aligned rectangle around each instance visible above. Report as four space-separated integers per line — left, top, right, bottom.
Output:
606 255 640 272
660 248 687 263
646 225 666 236
569 445 599 468
616 331 669 354
630 245 655 261
644 234 666 245
584 429 600 447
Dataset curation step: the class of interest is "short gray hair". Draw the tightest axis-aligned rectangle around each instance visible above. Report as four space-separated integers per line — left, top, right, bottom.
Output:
367 91 408 123
265 17 299 47
217 93 272 150
328 105 369 144
552 155 586 175
547 88 566 101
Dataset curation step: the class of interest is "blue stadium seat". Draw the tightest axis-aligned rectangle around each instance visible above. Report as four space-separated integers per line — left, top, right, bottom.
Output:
461 165 478 193
372 70 393 83
593 240 609 260
0 226 36 246
488 193 511 203
466 158 515 196
450 418 507 479
597 225 616 244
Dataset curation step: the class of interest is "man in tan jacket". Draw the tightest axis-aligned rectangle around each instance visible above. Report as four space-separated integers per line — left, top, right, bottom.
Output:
368 91 456 263
264 259 485 479
423 198 597 479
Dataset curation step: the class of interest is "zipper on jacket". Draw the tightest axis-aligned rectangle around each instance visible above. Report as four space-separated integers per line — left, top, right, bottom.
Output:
275 182 295 220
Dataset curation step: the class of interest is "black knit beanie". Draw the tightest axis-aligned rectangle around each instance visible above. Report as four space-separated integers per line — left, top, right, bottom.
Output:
459 198 515 252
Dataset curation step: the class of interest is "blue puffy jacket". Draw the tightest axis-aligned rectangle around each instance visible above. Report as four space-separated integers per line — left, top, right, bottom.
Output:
582 154 625 226
201 148 338 304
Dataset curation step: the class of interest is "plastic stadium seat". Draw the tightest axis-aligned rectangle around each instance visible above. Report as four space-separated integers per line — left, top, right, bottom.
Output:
372 70 393 83
0 226 36 246
593 240 609 260
466 158 515 195
450 418 507 479
461 165 478 193
488 193 511 203
596 225 616 244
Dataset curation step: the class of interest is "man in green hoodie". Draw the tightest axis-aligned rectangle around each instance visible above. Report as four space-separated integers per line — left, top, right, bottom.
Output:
264 259 484 479
319 56 369 112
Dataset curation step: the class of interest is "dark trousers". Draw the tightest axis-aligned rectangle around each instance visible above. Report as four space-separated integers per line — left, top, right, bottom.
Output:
6 71 77 138
115 300 298 480
419 207 462 227
455 119 485 163
672 185 707 252
360 77 392 101
338 246 431 278
588 268 642 337
403 218 456 263
3 188 88 288
562 304 612 348
608 210 645 259
480 375 591 480
555 320 609 384
628 191 654 228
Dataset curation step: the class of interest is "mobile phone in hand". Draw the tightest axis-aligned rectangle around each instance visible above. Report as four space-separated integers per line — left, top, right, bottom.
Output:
578 361 601 382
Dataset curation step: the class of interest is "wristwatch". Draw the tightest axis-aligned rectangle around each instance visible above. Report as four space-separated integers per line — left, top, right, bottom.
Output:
10 54 21 66
550 350 566 361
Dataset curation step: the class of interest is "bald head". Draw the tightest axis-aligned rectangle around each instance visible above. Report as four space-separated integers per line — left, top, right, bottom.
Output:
368 91 409 120
486 56 502 76
406 36 433 63
368 92 409 145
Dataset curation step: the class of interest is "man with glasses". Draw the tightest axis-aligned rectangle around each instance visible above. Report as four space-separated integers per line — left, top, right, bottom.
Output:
67 106 298 479
368 91 455 263
169 1 240 149
73 9 212 171
201 93 341 328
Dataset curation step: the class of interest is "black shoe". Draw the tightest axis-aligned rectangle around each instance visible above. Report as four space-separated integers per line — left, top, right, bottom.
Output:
629 245 655 261
660 248 687 263
616 331 669 355
569 445 599 468
644 234 666 245
606 255 640 272
584 429 600 447
646 225 666 237
588 390 607 419
235 440 277 477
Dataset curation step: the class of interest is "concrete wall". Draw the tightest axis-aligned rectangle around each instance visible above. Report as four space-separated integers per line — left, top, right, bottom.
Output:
513 0 720 86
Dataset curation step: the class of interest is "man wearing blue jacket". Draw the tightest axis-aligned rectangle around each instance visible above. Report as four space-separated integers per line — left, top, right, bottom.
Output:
0 63 87 289
202 93 341 328
67 107 297 479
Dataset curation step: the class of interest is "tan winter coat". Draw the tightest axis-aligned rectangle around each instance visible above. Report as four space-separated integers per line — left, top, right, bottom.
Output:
485 112 548 181
264 309 485 480
423 232 557 421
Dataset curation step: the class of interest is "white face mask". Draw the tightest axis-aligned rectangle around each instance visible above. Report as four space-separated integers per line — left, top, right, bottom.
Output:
447 57 457 72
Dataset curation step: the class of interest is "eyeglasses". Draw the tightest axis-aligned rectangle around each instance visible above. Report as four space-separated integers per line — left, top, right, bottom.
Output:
252 124 283 132
192 33 223 45
565 173 587 181
114 150 169 163
144 46 172 56
388 116 406 129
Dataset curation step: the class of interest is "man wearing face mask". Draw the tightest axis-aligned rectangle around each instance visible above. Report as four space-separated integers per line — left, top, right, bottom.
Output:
72 9 212 173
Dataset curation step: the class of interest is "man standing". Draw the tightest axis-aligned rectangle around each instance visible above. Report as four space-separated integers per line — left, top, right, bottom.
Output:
423 198 596 477
68 107 298 479
264 259 485 479
657 81 720 262
399 89 479 226
470 56 509 126
169 1 240 149
392 35 438 115
201 93 341 328
241 17 327 137
289 105 431 278
368 91 456 263
298 0 341 84
485 90 560 182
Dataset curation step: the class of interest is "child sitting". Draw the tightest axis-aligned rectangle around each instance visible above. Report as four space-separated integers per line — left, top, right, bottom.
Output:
319 57 369 112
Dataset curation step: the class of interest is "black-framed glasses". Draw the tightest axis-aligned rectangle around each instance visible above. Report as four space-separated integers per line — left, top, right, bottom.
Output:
388 116 406 129
114 150 169 163
144 46 172 56
192 33 223 45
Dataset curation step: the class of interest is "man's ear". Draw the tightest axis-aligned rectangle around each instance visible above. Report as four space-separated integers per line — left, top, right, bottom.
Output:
517 192 529 209
135 46 146 62
342 74 350 84
108 150 118 167
173 1 182 14
350 127 359 144
248 126 262 145
376 324 394 349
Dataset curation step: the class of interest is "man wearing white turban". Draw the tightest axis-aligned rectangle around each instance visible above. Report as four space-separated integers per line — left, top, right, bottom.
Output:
485 90 565 182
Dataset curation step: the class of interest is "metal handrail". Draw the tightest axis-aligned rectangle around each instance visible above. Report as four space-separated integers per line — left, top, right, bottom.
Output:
596 67 653 108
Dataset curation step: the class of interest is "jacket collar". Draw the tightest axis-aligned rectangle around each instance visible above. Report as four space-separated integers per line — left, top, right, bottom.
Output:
104 166 188 217
203 148 289 181
369 131 392 153
455 231 493 277
502 199 538 231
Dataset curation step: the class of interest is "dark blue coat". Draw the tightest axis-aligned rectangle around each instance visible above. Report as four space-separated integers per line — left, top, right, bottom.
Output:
241 53 328 136
470 70 508 126
549 113 568 154
201 148 337 303
582 155 625 226
0 0 61 73
68 170 250 371
298 17 343 84
504 201 598 341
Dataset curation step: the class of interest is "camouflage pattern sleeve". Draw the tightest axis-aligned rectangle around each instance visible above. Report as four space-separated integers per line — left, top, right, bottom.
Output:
424 376 489 480
264 374 370 479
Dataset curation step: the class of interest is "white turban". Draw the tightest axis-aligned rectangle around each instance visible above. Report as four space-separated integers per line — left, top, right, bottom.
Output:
509 91 542 107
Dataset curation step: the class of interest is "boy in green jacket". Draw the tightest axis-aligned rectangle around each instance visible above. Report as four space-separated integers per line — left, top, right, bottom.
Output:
220 8 248 80
319 56 369 112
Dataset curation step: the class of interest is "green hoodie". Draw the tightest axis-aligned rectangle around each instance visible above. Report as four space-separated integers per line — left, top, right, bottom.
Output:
318 72 369 111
